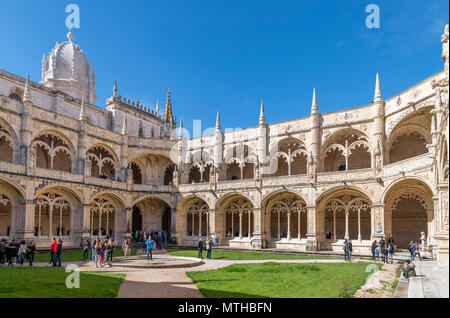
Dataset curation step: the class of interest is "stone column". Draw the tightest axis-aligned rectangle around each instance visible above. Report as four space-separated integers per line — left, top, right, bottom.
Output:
344 210 349 239
17 200 36 240
80 204 91 240
125 207 132 238
251 207 263 249
371 203 385 240
287 212 291 240
239 212 243 239
306 206 318 251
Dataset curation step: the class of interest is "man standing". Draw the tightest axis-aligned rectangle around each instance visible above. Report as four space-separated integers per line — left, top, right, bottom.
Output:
347 239 353 262
0 239 5 266
146 236 154 261
206 237 213 259
50 238 58 267
197 238 204 259
371 240 377 261
342 239 348 261
407 241 414 259
56 240 63 267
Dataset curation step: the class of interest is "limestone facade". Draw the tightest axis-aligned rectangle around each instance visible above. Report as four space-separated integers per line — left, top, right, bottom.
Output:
0 27 448 265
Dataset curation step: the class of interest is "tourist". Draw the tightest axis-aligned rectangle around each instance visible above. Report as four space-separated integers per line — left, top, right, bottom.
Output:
14 240 20 264
107 239 115 265
0 239 5 266
375 242 381 260
18 241 27 266
28 241 36 266
6 241 16 267
402 260 416 280
122 238 130 257
379 237 386 250
342 239 348 261
197 238 204 259
371 240 377 261
57 239 63 267
413 242 422 261
206 237 213 259
92 238 99 262
215 235 219 246
387 243 395 264
50 238 58 267
381 243 388 263
347 239 353 262
407 241 415 259
146 236 154 261
94 242 101 268
83 240 89 260
142 234 147 252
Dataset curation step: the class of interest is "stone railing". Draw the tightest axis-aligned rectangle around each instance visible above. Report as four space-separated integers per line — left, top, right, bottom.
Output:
316 168 373 183
131 183 173 193
263 174 309 186
33 167 84 183
382 154 433 178
89 177 128 190
0 161 26 175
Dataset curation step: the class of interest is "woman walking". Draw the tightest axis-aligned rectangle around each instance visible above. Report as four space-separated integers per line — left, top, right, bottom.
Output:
28 241 36 266
18 241 27 266
83 240 89 260
107 239 114 265
94 242 101 268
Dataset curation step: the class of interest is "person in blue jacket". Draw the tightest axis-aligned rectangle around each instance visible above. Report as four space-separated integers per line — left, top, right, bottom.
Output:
146 237 155 261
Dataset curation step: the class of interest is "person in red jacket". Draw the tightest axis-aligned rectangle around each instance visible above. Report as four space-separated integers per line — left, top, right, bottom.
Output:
50 238 58 267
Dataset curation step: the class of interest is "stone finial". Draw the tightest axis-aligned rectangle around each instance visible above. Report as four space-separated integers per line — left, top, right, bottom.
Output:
311 88 318 114
67 28 74 42
23 74 31 103
122 115 128 135
259 100 266 125
156 100 160 116
179 120 183 140
374 73 383 102
79 97 87 121
215 111 221 132
113 80 118 97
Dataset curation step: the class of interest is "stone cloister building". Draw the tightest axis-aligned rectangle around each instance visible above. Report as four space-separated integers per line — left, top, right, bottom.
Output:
0 27 448 265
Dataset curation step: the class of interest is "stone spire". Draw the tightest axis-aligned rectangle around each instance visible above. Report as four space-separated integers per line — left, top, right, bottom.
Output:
163 89 174 123
122 115 128 135
374 73 383 102
113 80 118 97
179 120 183 139
79 97 87 121
259 100 266 125
215 111 221 132
23 74 31 103
155 100 160 116
311 88 318 114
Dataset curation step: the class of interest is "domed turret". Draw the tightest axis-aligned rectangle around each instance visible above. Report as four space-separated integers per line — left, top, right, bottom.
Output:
40 29 97 104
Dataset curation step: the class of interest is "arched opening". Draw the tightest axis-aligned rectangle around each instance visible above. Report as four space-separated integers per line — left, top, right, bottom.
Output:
129 162 142 184
164 164 175 185
273 138 308 176
225 145 255 180
265 192 307 241
186 199 209 237
132 197 171 235
322 130 371 172
33 133 72 172
0 194 12 237
320 191 372 242
0 124 13 163
90 197 118 237
223 197 254 240
35 192 73 238
8 93 21 102
389 132 428 163
384 179 433 249
87 145 116 179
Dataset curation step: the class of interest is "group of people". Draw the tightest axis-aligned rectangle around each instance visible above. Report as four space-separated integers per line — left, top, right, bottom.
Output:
197 238 214 259
370 238 396 263
49 238 64 267
0 239 37 267
83 237 115 268
132 229 170 244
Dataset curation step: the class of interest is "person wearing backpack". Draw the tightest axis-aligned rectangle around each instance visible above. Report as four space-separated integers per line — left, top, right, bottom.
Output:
342 239 348 261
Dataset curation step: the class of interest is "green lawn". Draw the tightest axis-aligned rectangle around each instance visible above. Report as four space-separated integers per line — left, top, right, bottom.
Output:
167 248 335 260
187 262 380 298
33 248 138 263
0 267 124 298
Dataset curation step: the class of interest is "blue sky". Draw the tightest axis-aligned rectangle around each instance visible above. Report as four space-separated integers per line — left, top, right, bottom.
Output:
0 0 448 137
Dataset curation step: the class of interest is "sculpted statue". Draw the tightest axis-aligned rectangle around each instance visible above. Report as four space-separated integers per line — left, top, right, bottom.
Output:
172 165 179 186
442 24 449 71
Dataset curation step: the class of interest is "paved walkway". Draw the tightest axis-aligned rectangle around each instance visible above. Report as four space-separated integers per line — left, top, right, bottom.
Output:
408 259 449 298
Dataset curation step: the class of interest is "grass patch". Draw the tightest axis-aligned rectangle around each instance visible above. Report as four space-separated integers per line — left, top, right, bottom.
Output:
33 248 138 263
0 267 124 298
167 248 335 260
187 262 378 298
